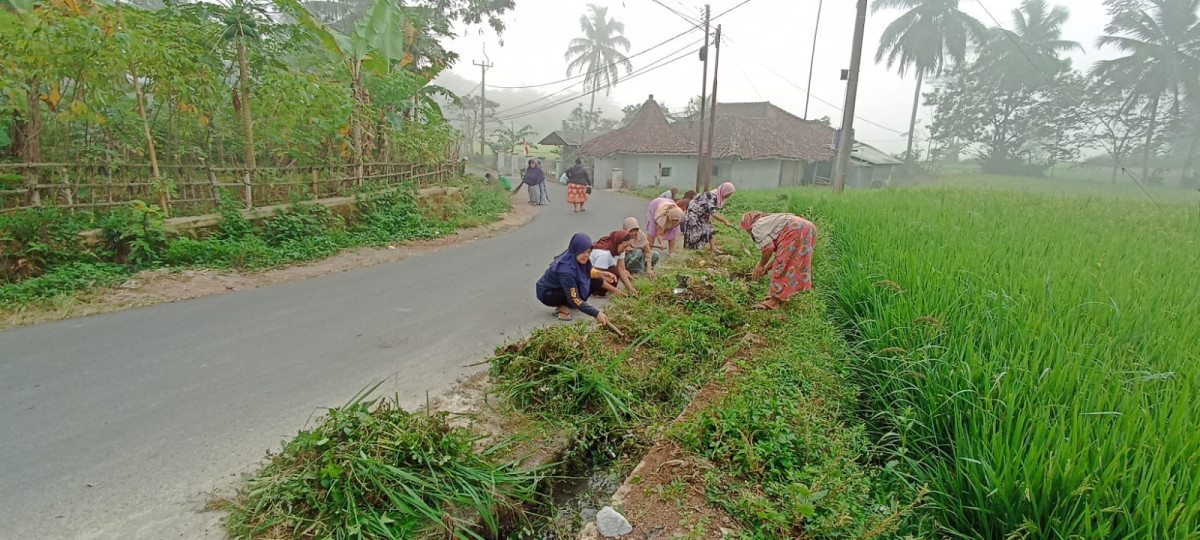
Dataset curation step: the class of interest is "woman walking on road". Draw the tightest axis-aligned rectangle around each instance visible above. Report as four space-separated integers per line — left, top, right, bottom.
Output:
646 197 684 257
740 211 818 311
683 182 736 252
522 159 550 206
536 233 618 327
565 158 592 212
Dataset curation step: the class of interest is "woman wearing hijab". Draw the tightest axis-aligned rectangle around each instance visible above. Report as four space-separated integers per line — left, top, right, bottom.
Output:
645 197 684 257
522 159 550 206
740 211 818 311
536 233 617 324
622 217 659 279
590 230 635 297
683 182 736 252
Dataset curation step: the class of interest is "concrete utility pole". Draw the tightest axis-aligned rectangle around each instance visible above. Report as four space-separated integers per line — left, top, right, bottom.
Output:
473 59 493 158
803 0 823 119
832 0 867 193
703 25 722 192
694 4 711 192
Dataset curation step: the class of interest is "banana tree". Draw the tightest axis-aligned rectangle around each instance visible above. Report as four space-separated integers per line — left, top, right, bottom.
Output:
274 0 409 183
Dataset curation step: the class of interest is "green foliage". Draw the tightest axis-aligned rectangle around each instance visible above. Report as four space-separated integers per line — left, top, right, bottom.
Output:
222 393 543 540
0 262 126 305
0 206 91 283
99 200 172 268
262 202 338 246
788 187 1200 538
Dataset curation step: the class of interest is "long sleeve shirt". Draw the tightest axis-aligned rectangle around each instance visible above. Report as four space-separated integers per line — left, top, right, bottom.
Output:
536 267 603 317
566 165 591 186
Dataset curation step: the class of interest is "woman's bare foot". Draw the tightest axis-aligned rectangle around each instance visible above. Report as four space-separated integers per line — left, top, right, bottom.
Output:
753 298 782 311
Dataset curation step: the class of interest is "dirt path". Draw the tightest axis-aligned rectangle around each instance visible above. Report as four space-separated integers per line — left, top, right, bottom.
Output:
0 195 538 330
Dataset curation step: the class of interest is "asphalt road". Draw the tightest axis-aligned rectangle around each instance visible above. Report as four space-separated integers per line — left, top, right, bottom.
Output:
0 185 648 540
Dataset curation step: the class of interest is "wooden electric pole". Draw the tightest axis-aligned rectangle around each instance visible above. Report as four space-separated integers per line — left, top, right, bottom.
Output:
694 4 711 192
703 25 722 192
473 59 493 158
833 0 867 193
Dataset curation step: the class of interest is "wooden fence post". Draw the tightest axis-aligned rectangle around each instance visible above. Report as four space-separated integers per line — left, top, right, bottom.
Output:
311 168 319 197
207 167 220 206
24 165 41 207
242 169 253 209
60 167 73 207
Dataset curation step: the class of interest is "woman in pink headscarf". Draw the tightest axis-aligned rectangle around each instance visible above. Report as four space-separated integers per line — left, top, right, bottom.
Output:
682 182 736 252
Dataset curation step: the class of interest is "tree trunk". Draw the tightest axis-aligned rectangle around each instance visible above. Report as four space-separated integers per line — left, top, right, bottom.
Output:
236 39 256 174
905 71 924 164
350 70 365 186
1141 94 1159 183
131 61 164 214
17 78 43 163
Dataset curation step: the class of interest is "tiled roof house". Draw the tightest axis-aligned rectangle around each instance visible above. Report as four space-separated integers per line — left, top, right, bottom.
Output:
582 96 836 190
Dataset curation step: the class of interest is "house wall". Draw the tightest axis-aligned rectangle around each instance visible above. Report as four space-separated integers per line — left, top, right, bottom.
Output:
730 159 783 190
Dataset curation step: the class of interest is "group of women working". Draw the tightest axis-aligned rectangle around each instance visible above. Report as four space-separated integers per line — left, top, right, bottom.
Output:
535 181 820 327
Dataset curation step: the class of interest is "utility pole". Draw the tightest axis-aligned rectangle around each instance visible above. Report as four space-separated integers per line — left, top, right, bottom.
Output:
832 0 867 194
703 25 722 192
473 58 493 158
803 0 823 119
694 4 711 192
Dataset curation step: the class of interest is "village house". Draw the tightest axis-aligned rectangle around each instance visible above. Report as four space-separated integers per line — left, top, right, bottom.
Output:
581 96 836 190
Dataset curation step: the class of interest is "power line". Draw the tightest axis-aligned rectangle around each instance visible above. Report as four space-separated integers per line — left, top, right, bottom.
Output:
497 41 705 122
722 33 906 135
650 0 702 27
483 0 756 91
495 36 702 117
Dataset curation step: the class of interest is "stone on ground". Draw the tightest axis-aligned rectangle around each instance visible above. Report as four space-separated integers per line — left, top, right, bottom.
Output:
595 506 633 537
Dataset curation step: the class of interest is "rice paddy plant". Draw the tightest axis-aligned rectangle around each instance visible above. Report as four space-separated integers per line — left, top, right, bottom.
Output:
221 388 543 540
788 187 1200 538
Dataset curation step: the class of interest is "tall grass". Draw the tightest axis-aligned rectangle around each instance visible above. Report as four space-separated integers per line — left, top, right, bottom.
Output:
784 188 1200 538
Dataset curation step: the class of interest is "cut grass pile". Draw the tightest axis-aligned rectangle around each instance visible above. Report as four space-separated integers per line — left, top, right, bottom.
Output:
752 186 1199 538
220 389 543 540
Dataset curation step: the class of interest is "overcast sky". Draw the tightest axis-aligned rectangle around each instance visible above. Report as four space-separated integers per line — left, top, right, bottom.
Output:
437 0 1116 154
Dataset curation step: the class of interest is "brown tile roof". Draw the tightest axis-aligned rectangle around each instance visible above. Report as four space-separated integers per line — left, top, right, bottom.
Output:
581 96 696 157
671 102 836 162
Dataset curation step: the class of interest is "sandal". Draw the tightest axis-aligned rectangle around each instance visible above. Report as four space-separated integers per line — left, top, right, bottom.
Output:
555 311 573 321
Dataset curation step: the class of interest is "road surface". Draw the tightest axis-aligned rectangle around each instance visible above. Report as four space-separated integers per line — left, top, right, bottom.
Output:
0 185 648 540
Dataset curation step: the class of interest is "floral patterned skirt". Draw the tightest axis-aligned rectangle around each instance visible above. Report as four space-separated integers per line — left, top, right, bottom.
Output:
770 217 818 300
567 184 588 204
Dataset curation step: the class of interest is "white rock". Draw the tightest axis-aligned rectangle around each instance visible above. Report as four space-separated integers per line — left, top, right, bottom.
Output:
595 506 633 537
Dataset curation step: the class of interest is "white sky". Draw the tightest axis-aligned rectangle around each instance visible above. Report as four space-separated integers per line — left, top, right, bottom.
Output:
441 0 1115 154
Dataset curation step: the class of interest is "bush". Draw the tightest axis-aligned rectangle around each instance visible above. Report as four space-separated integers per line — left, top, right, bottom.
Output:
262 203 338 246
0 262 127 305
0 206 92 283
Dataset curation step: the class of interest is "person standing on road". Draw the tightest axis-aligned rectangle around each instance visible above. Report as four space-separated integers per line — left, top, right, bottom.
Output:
740 211 818 311
683 182 736 253
565 158 592 212
522 159 550 206
622 217 659 279
646 197 684 257
536 233 617 326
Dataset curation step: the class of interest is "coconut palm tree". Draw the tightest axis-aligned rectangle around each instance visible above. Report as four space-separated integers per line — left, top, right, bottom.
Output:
1092 0 1200 182
981 0 1082 85
872 0 987 163
564 4 632 141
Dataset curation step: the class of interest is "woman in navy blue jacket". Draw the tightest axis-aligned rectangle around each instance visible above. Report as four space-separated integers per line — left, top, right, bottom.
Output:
537 233 616 325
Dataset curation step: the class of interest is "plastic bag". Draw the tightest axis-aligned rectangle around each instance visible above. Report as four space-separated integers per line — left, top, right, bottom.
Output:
559 173 568 185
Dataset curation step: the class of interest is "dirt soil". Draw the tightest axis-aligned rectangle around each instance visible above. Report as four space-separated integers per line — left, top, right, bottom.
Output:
0 196 537 330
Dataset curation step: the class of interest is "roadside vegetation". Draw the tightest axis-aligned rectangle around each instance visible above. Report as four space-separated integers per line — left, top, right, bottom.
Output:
0 178 510 307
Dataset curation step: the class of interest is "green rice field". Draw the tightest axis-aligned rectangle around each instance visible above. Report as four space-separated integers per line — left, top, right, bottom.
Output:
730 183 1199 538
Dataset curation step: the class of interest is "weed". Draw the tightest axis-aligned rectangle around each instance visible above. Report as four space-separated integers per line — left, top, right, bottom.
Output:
222 390 544 540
